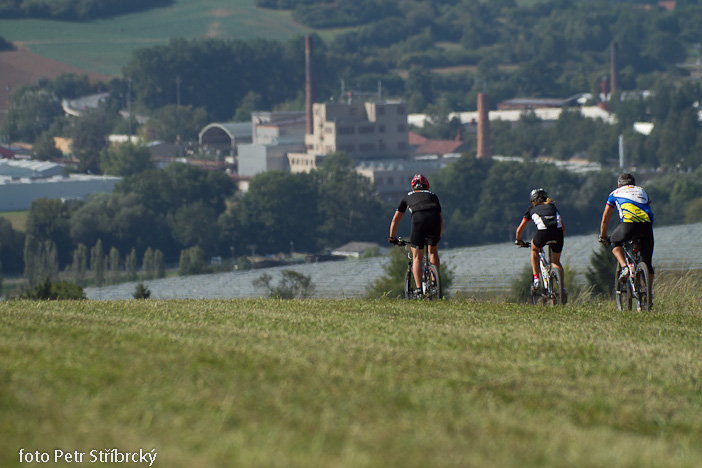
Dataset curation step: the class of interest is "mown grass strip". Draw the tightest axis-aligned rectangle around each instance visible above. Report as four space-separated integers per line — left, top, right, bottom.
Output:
1 293 701 467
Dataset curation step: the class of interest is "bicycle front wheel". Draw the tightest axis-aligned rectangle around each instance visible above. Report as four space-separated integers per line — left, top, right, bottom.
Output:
614 265 632 311
425 264 442 300
634 262 652 311
548 268 563 306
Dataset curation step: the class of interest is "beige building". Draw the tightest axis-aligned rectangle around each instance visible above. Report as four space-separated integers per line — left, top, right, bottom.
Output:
289 100 409 173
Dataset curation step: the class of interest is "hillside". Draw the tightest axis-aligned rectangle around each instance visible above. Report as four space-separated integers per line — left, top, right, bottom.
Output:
86 222 702 300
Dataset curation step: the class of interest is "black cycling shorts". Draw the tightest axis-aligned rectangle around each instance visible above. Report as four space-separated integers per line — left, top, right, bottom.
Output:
610 222 654 274
532 228 564 253
410 211 441 249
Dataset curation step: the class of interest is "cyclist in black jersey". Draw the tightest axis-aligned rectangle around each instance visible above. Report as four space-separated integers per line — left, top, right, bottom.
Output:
388 174 443 296
515 188 566 290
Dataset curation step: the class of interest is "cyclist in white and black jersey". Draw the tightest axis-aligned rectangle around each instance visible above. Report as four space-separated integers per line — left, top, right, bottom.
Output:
388 174 443 296
515 188 566 290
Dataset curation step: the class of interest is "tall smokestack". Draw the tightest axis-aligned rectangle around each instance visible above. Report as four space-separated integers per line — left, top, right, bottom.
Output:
477 93 491 159
610 41 617 99
305 36 314 135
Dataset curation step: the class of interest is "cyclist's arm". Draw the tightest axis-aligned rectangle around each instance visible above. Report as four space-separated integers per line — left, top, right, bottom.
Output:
439 212 444 238
600 203 615 238
389 210 404 239
515 217 529 242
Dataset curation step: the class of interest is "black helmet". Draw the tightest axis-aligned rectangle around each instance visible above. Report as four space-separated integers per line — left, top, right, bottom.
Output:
529 188 547 203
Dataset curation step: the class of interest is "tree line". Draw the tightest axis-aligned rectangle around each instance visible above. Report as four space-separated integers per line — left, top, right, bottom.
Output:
4 150 702 283
0 0 171 20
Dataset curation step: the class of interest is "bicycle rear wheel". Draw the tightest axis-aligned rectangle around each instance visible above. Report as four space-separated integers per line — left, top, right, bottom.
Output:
425 264 442 300
633 263 652 311
404 267 413 299
548 268 563 306
614 265 632 311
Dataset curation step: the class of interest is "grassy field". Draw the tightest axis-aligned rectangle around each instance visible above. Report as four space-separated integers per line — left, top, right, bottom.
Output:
1 273 701 467
0 211 28 232
0 0 310 76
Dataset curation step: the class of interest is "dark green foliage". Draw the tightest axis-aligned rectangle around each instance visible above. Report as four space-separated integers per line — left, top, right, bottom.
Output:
178 246 207 276
253 270 315 299
99 142 153 177
0 217 24 275
13 278 86 300
0 0 172 20
586 243 618 297
133 282 151 299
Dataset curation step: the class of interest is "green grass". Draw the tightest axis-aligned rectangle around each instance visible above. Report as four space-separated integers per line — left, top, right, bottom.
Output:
2 274 702 467
0 210 27 232
0 0 311 75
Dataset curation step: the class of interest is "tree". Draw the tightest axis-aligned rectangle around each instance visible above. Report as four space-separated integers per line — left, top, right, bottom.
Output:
70 108 116 173
32 132 64 160
143 247 155 280
585 243 617 297
90 240 105 287
154 249 165 279
366 247 411 299
145 105 209 142
26 198 72 269
1 88 63 142
100 142 153 176
71 243 88 286
253 270 315 299
126 248 138 281
108 247 121 283
234 171 319 254
133 283 151 299
178 246 206 276
314 153 386 251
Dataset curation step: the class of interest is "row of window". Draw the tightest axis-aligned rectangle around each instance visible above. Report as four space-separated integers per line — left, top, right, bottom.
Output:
333 142 408 153
327 124 407 135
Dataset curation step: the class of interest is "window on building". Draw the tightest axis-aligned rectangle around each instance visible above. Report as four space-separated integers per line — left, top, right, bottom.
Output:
337 126 355 135
397 124 406 132
378 125 385 133
324 127 333 134
377 107 385 115
397 106 405 114
359 125 375 134
359 143 375 152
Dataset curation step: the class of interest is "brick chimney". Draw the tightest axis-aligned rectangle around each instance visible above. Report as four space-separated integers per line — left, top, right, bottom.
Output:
305 36 314 135
477 93 491 159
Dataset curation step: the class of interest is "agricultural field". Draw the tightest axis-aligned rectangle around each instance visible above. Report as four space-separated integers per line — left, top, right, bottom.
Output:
2 274 701 467
0 211 28 232
0 0 308 76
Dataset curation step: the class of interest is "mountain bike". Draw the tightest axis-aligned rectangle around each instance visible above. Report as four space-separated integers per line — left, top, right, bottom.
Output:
516 240 564 306
607 236 652 312
395 237 441 300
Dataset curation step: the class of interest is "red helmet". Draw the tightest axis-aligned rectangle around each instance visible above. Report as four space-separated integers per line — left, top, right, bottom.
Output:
411 173 429 190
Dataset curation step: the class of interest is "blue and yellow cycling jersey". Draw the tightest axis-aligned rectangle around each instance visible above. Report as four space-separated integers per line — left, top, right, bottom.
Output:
606 185 654 223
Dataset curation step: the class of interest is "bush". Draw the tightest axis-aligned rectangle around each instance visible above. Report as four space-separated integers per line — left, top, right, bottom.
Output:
13 278 86 300
253 270 315 299
133 283 151 299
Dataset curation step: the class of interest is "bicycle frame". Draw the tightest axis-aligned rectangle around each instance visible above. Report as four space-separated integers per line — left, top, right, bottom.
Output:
614 237 652 312
519 240 563 306
395 238 441 300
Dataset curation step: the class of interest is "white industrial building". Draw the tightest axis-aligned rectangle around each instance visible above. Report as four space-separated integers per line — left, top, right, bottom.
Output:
0 173 121 211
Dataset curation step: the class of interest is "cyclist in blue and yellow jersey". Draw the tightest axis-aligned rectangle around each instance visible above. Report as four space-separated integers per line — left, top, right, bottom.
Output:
599 173 654 283
388 174 443 297
515 188 566 291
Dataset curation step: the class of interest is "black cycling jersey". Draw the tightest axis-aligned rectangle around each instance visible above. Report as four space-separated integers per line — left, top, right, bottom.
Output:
523 203 562 230
397 190 442 214
397 190 442 249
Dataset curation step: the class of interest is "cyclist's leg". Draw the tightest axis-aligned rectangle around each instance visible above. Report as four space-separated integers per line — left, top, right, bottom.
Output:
427 244 440 270
411 246 423 288
549 229 565 280
409 219 427 290
530 231 546 277
640 223 655 285
610 223 632 269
